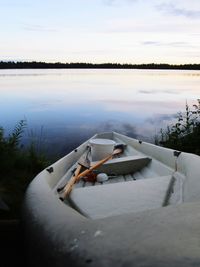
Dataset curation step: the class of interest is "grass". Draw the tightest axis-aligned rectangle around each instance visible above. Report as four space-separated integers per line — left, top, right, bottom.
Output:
0 120 50 219
156 99 200 155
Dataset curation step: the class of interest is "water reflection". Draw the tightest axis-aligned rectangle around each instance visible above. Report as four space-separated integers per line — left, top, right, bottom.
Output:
0 69 199 155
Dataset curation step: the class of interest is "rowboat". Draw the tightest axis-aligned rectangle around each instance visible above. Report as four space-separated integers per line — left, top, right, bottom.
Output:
23 132 200 267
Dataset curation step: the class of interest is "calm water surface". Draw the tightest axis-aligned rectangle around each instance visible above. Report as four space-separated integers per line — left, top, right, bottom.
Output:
0 69 199 155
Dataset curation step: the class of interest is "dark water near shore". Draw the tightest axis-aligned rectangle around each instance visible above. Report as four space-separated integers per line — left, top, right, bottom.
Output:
0 69 199 156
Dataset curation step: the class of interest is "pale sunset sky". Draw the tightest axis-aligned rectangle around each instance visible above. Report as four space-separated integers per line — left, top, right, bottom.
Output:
1 0 200 64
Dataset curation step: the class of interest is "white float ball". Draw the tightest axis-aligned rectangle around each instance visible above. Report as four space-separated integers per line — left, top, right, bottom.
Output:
96 173 108 182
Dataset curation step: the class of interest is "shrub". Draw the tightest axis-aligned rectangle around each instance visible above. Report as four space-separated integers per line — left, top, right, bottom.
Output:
0 120 50 219
156 99 200 155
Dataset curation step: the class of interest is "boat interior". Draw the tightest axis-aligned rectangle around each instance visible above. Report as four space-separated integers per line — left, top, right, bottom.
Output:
53 132 186 220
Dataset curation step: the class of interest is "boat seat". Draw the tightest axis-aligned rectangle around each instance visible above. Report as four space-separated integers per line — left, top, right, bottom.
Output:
70 175 174 219
91 155 151 175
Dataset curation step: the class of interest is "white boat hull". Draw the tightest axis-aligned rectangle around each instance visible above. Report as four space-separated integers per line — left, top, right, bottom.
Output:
23 132 200 267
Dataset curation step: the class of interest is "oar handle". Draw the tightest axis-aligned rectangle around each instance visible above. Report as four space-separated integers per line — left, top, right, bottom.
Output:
60 164 82 201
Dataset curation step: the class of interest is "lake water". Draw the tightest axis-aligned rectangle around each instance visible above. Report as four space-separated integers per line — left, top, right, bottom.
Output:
0 69 199 155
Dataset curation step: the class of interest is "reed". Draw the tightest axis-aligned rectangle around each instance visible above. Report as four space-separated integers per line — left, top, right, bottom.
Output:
0 120 50 219
156 99 200 155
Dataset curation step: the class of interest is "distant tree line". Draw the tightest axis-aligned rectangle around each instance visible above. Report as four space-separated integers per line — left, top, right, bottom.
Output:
0 61 200 70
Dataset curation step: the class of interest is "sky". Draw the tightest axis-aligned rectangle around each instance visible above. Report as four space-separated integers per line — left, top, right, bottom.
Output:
0 0 200 64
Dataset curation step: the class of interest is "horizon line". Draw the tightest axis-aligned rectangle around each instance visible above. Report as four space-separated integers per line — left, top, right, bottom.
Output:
0 61 200 70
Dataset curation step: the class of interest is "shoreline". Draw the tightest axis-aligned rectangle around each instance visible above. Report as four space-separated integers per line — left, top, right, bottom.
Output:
1 61 200 70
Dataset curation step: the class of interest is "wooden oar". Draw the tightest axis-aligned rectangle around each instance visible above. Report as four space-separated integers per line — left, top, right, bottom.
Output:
57 149 91 193
60 147 123 200
59 164 82 200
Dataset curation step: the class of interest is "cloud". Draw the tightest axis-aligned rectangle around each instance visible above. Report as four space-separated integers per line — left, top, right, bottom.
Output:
103 100 183 109
102 0 115 5
141 41 189 47
132 112 179 141
139 90 157 94
22 24 58 32
142 41 161 46
93 114 181 142
156 3 200 19
145 113 177 125
97 120 138 138
102 0 137 6
104 18 197 34
78 120 139 139
138 89 179 95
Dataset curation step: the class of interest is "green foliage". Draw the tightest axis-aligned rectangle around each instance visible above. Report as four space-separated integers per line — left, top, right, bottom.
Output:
157 100 200 155
0 120 50 219
0 120 27 174
8 120 27 148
